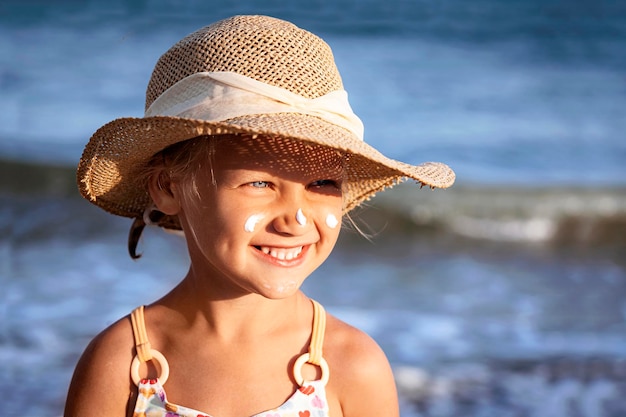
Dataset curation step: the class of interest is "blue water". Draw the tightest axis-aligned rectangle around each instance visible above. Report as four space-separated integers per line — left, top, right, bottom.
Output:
2 1 626 416
2 0 625 184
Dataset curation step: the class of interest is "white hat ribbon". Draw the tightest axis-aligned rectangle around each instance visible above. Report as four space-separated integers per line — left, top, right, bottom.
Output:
145 71 364 140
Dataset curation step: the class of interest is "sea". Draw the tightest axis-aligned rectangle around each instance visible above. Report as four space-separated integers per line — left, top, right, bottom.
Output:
1 1 625 416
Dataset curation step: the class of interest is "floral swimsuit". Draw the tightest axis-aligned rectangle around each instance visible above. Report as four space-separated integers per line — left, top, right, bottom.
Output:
130 300 330 417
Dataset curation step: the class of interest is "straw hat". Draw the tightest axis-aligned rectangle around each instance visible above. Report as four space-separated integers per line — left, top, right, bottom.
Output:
77 15 455 230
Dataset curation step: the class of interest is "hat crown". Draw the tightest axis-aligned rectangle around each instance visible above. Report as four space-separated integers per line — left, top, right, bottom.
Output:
145 15 344 111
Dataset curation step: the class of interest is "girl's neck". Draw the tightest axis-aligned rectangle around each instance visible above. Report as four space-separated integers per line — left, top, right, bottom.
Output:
160 274 310 343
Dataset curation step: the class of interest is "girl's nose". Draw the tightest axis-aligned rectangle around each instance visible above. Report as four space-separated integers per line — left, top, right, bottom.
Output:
272 206 311 235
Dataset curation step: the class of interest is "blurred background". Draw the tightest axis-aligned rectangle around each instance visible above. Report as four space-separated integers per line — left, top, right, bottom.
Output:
1 0 625 416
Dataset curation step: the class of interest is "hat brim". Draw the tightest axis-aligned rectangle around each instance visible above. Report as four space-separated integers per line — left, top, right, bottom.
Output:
77 112 455 227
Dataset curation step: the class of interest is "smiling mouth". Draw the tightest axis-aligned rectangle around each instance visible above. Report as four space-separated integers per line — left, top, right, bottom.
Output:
254 245 304 260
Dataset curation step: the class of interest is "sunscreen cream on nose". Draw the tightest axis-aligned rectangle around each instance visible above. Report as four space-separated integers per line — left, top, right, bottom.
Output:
296 208 307 226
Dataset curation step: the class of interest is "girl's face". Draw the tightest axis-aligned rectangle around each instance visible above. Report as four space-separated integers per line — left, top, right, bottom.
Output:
167 136 344 300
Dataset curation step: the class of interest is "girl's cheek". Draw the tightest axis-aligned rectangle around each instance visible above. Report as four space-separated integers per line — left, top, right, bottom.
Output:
244 213 265 232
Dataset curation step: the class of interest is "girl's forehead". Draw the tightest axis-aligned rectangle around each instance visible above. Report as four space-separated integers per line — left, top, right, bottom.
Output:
213 136 344 176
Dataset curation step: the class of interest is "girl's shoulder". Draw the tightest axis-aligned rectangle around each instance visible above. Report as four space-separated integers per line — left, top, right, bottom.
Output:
65 313 136 416
324 312 391 377
323 312 400 416
79 312 137 369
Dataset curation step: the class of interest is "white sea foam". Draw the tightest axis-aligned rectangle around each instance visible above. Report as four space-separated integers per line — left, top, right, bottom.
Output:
449 216 557 242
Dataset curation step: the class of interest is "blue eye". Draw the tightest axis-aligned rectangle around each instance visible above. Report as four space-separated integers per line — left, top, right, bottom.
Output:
249 181 269 188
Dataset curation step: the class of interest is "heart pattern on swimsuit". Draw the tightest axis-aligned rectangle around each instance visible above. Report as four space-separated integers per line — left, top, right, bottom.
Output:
299 385 315 395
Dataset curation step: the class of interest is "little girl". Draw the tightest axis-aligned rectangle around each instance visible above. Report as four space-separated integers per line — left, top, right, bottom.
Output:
65 15 454 417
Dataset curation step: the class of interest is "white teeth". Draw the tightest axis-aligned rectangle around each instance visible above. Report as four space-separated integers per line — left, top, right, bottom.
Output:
259 246 303 260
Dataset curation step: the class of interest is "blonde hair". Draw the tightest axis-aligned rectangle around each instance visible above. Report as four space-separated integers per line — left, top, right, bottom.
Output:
144 135 217 195
128 135 217 258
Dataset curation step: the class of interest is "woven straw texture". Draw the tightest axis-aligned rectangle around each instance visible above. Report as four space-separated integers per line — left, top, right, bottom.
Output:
77 15 455 229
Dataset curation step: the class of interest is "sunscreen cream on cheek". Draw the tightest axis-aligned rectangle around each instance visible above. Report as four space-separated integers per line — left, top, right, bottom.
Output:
244 214 265 232
326 213 339 229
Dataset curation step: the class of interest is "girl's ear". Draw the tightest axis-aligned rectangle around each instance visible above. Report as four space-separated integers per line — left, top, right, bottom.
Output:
147 172 181 215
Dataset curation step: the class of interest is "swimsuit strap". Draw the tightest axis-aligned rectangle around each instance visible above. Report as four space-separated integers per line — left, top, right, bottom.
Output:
292 299 330 386
130 306 152 362
308 299 326 365
130 306 170 385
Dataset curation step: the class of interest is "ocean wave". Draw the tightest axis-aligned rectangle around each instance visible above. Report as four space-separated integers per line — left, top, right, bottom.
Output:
395 356 626 417
353 183 626 247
